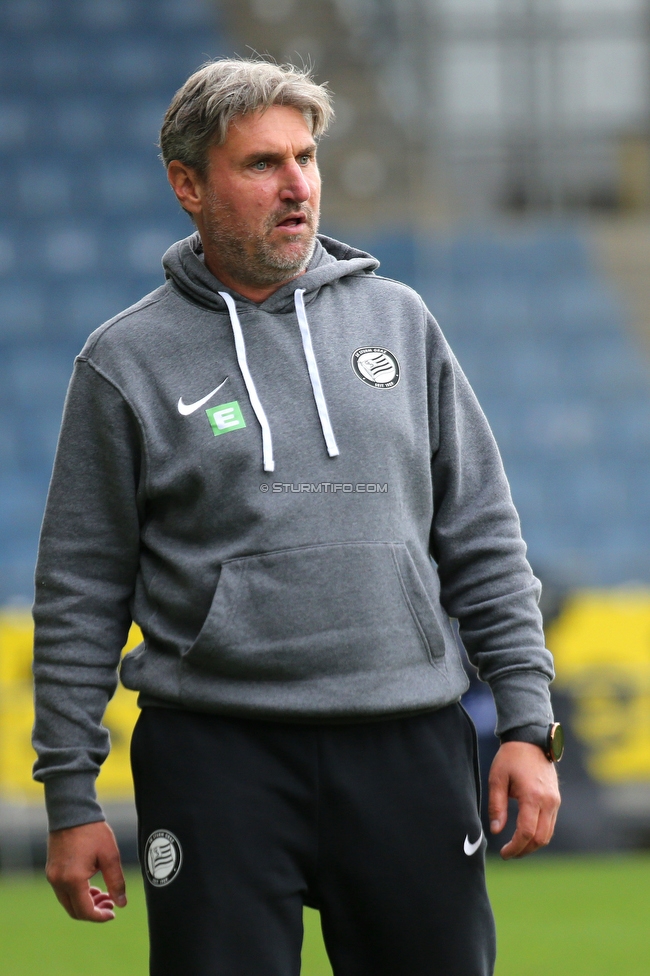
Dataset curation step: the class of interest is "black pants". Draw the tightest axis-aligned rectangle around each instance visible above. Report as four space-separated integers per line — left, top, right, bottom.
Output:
131 705 496 976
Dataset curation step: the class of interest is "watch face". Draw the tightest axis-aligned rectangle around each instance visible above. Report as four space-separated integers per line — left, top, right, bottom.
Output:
549 722 564 762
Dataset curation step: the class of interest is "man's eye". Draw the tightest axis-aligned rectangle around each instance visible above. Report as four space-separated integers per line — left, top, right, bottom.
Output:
298 155 311 165
254 161 267 171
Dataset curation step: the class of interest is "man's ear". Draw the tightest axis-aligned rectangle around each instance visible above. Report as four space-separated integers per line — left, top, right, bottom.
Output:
167 160 204 216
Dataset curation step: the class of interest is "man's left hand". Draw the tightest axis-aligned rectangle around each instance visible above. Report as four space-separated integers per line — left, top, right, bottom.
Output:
488 741 561 859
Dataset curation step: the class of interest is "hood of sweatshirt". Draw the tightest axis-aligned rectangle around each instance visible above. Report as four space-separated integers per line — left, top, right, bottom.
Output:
161 233 380 474
162 231 379 315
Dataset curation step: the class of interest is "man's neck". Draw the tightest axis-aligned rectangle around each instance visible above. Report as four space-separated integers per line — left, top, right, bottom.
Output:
203 252 307 304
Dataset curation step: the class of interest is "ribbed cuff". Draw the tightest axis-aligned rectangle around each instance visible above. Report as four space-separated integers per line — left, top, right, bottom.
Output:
499 723 548 747
43 773 105 832
489 670 553 738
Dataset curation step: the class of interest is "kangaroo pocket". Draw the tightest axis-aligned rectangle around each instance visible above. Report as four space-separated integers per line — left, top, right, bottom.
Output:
182 541 446 680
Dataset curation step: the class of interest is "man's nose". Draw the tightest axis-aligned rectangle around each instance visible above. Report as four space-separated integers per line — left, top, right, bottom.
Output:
279 161 311 203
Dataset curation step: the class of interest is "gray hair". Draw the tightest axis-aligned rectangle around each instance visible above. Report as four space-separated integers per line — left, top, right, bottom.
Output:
160 58 334 176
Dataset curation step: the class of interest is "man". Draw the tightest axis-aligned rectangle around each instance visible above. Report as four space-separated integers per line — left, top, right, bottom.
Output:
33 59 560 975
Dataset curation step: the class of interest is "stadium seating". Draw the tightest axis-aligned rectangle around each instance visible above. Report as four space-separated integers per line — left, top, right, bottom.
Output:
2 3 650 601
352 228 650 588
0 0 228 603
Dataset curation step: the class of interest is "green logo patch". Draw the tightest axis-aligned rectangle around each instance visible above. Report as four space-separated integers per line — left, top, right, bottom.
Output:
206 400 246 437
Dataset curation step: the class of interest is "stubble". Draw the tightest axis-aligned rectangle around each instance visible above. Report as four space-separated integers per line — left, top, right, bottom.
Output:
201 189 319 290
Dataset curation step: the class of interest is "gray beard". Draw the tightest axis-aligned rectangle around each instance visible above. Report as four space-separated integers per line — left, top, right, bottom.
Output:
202 194 319 289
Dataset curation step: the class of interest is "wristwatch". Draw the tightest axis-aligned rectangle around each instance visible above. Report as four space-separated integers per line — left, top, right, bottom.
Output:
500 722 564 763
544 722 564 763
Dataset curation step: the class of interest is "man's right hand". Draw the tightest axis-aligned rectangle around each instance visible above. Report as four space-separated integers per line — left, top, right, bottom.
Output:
46 821 127 922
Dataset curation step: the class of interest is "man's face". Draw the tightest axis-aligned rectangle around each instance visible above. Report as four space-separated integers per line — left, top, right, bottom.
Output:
196 105 321 291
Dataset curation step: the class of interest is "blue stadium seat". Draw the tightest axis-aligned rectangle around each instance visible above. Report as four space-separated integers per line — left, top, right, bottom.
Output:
73 0 135 31
1 0 54 32
0 99 30 150
0 282 46 337
0 476 46 538
53 98 108 148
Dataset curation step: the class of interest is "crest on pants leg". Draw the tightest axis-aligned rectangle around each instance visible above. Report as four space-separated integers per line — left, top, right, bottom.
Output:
144 830 183 886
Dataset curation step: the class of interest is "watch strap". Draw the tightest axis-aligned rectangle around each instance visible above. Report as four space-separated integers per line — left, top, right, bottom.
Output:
500 722 564 762
499 724 549 748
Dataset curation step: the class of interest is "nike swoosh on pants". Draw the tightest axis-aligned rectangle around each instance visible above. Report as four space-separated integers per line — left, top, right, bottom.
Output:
177 378 228 416
463 831 484 856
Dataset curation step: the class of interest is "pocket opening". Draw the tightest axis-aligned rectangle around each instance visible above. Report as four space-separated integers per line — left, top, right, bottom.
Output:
182 541 446 681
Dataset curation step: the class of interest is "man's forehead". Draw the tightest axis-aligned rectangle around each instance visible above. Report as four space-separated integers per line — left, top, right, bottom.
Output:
223 105 314 154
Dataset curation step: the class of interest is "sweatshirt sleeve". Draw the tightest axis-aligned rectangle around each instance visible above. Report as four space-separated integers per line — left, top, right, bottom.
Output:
427 312 554 735
32 357 143 831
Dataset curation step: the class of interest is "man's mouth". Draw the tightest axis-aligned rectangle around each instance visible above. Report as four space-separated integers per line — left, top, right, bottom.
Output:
275 212 307 230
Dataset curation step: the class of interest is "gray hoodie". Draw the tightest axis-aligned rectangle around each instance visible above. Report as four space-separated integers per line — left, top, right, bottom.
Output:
32 233 554 831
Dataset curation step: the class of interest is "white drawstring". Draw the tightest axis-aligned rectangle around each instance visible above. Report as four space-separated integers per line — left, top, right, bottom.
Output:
219 291 275 473
218 289 339 471
294 289 340 459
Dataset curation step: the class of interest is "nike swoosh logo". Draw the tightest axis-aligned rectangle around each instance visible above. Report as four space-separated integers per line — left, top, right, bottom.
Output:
177 378 228 416
464 831 484 856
